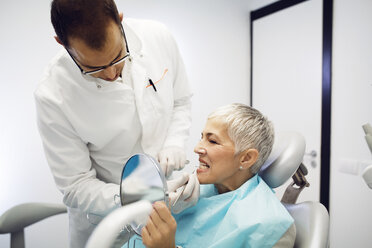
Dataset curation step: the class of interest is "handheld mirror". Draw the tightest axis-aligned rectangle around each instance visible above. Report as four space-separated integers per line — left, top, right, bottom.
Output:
120 153 169 235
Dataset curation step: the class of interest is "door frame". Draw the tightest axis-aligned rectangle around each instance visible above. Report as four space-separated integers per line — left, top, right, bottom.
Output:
250 0 333 209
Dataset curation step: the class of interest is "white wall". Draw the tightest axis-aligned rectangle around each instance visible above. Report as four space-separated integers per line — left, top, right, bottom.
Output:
0 0 251 247
330 0 372 247
0 1 68 247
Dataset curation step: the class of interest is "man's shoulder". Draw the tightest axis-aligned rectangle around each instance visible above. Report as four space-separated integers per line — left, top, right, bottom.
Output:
124 17 172 42
35 50 78 101
124 18 169 32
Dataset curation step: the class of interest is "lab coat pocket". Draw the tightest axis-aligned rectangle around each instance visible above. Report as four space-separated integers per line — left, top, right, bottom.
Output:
146 68 168 94
146 68 173 116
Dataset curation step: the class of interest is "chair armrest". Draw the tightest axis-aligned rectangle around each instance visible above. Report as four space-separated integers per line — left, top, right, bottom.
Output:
0 202 67 234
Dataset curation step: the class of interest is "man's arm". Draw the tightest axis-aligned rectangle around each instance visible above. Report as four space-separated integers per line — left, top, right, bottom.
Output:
34 90 119 216
162 26 192 149
156 23 193 174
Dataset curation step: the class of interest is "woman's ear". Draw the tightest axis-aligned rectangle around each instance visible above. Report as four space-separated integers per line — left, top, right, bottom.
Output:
119 12 123 22
239 149 259 170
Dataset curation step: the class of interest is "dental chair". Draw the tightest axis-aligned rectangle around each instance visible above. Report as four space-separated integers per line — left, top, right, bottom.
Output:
0 202 67 248
259 131 330 248
86 131 330 248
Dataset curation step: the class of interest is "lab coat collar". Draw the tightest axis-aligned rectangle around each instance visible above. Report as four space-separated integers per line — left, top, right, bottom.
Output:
82 20 144 89
123 20 143 57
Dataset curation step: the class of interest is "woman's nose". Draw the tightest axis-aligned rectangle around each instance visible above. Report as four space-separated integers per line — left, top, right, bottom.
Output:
194 142 206 155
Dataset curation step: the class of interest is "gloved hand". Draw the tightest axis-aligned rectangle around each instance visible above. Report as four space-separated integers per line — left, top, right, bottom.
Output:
157 146 187 177
167 172 200 214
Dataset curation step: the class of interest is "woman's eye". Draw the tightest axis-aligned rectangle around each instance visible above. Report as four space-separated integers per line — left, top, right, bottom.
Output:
209 139 218 144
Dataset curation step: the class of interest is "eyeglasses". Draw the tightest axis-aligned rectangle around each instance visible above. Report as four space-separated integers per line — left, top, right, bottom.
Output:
66 23 130 76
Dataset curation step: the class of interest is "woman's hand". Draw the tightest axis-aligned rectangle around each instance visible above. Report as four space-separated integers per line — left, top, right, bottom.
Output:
142 201 177 248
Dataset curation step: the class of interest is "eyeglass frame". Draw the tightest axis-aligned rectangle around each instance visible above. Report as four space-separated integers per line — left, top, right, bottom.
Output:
65 23 130 76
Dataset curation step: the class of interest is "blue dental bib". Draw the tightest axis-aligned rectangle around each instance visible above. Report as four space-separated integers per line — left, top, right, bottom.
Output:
125 175 293 248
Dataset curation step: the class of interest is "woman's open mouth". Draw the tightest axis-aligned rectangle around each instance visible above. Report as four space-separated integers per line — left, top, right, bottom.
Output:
199 162 210 169
197 159 210 173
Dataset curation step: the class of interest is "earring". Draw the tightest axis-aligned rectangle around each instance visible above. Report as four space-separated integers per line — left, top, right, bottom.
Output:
239 166 243 170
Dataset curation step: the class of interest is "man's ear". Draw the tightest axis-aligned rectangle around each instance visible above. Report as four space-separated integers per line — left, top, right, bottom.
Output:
239 149 259 170
119 12 123 22
54 36 64 46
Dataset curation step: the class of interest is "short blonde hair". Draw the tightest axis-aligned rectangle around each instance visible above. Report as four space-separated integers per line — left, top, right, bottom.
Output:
208 103 274 174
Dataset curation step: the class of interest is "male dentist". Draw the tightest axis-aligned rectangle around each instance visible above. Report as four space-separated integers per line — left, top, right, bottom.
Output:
34 0 198 247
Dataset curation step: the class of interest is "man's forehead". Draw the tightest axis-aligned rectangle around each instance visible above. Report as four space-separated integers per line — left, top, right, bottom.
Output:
68 24 123 66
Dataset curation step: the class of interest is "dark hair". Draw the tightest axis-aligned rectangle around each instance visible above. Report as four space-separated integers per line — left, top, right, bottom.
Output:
51 0 121 49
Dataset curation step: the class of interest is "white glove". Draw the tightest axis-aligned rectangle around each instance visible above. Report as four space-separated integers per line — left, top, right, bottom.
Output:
157 146 187 177
167 172 200 214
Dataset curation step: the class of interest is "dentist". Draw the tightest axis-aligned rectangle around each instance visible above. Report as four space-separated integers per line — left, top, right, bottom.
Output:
34 0 197 247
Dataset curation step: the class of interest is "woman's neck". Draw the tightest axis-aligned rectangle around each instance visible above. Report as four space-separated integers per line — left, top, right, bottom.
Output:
215 174 254 194
215 184 233 194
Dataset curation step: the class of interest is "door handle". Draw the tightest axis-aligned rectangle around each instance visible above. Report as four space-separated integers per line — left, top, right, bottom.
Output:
304 150 317 168
305 150 317 158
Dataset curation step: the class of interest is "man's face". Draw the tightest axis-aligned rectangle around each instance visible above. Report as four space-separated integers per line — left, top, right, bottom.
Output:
67 21 127 82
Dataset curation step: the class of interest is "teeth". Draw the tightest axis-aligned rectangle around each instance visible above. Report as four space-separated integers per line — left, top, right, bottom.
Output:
199 162 210 169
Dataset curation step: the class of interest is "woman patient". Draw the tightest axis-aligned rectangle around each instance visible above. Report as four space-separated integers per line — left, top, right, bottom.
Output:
131 103 295 248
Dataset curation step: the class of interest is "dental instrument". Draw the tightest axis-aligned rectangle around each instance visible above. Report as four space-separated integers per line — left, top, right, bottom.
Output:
172 166 198 207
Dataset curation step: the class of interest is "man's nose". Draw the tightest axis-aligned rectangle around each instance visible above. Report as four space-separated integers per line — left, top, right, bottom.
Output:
103 65 116 79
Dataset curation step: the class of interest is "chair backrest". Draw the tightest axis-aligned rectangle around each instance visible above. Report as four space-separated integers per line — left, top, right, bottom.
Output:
283 202 329 248
259 131 329 248
0 202 67 248
259 131 306 188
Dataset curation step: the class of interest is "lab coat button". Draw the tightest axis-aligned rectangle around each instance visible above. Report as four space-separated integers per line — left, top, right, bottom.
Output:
97 85 102 89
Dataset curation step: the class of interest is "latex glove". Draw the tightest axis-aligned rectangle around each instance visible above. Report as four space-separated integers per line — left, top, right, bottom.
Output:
167 172 200 214
157 146 187 177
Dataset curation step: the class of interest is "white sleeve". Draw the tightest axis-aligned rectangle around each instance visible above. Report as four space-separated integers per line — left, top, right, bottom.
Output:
162 27 192 149
34 91 119 216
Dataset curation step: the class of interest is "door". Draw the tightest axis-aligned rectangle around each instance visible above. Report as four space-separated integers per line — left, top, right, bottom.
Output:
251 0 323 202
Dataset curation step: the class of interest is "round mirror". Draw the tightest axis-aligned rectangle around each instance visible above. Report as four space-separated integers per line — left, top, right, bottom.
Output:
120 153 168 235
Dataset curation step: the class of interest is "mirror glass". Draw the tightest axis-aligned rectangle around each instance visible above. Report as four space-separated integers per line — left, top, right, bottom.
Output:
120 153 168 235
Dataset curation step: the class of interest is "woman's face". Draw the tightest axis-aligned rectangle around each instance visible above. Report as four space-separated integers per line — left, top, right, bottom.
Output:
194 118 242 189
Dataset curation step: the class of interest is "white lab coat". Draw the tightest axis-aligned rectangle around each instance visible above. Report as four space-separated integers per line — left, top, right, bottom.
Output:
34 18 192 248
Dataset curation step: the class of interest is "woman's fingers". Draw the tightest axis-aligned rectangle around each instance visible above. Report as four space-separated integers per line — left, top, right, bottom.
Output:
148 205 162 229
142 202 177 248
142 226 151 242
153 202 177 227
145 214 155 232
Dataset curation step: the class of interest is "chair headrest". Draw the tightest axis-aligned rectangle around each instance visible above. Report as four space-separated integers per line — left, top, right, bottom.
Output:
258 131 306 188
